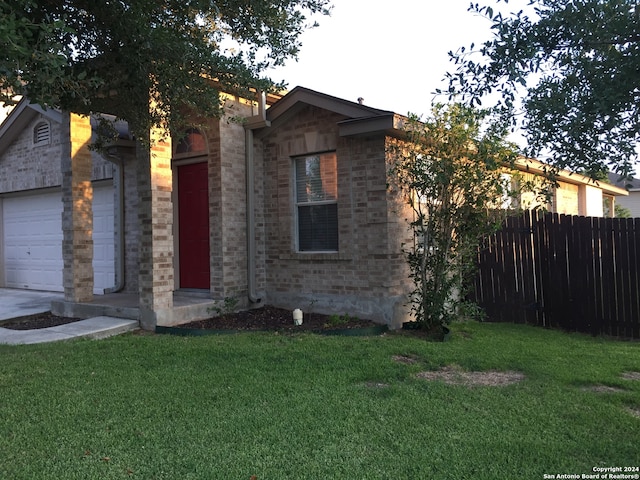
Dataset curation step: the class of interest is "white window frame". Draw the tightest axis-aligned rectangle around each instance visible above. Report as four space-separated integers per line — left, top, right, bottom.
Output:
293 152 338 253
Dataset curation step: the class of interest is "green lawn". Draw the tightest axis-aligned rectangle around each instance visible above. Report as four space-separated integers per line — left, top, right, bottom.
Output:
1 322 639 479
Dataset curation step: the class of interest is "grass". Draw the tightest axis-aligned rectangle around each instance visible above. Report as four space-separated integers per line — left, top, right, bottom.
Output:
0 322 639 479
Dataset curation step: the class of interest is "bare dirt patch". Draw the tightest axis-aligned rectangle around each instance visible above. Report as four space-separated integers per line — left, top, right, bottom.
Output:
581 372 640 393
364 382 390 389
416 365 525 387
626 406 640 418
392 355 419 365
582 385 627 394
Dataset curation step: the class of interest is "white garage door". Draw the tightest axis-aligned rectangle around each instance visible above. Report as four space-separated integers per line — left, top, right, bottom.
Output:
3 191 63 291
92 185 115 294
2 185 115 293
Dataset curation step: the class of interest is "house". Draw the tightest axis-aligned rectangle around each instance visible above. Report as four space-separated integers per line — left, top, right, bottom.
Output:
0 88 414 329
0 100 123 295
0 87 628 330
607 172 640 217
510 159 627 217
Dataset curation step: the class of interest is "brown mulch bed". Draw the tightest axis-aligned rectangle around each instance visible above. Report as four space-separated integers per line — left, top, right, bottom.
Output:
178 305 381 332
0 306 382 333
0 312 82 330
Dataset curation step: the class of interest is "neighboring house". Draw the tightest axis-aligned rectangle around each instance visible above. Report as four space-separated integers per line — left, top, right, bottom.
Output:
607 172 640 217
0 103 11 125
0 87 628 329
510 159 627 217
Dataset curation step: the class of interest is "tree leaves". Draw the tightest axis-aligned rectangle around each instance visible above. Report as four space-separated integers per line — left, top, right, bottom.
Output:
0 0 330 135
388 104 519 329
447 0 639 177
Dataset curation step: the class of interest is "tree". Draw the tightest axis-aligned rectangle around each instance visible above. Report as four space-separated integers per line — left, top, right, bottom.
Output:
388 104 519 333
615 203 632 218
446 0 639 178
0 0 330 136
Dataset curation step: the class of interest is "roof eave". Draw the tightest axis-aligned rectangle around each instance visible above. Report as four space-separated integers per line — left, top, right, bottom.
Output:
337 114 406 137
515 158 629 196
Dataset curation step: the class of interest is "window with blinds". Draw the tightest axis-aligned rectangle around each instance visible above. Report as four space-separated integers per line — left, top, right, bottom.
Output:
294 153 338 252
33 121 50 146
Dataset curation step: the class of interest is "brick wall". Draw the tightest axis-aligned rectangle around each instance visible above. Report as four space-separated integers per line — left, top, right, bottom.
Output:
205 99 252 301
0 113 114 194
137 127 174 328
119 150 140 293
259 105 412 324
61 113 94 302
0 114 64 192
219 101 251 298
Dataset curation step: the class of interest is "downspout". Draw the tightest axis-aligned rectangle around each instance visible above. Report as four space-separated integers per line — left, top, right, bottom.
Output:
92 115 134 294
245 91 271 304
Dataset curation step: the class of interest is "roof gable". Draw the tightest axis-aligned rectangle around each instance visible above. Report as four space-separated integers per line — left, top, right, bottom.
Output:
267 86 392 121
258 86 403 138
607 172 640 192
0 99 63 154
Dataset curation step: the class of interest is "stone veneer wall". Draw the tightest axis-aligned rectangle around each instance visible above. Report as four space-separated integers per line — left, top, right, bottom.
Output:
260 105 412 326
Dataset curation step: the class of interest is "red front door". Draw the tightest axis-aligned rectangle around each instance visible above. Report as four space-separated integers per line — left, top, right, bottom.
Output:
178 162 211 289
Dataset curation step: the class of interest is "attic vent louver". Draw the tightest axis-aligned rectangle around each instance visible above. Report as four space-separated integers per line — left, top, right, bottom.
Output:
33 121 50 146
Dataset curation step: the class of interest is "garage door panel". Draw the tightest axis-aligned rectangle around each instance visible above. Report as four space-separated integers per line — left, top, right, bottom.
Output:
92 185 115 294
2 186 115 293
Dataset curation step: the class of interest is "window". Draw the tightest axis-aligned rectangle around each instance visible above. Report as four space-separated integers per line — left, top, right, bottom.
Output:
295 153 338 252
175 128 206 155
499 173 517 209
33 121 50 146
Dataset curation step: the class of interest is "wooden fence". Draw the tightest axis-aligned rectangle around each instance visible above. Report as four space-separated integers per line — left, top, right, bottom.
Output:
473 210 640 338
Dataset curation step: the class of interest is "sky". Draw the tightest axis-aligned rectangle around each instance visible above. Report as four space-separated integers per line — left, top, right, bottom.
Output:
269 0 497 117
270 1 640 175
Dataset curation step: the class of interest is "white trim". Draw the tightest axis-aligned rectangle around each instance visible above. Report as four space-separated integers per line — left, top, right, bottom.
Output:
293 153 339 253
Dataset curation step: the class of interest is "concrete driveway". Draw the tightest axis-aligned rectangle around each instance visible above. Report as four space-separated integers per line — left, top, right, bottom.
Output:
0 288 64 321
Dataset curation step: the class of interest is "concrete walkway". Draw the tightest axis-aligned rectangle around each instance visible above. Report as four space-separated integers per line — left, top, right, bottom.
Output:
0 289 138 345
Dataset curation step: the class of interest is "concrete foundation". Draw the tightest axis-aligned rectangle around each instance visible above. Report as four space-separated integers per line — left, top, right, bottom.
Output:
52 291 219 329
265 291 411 329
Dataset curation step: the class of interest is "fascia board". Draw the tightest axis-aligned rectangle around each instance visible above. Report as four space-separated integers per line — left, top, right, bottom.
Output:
516 158 629 196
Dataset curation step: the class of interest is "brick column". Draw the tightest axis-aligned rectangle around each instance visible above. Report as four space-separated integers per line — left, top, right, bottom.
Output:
137 126 174 329
61 112 94 303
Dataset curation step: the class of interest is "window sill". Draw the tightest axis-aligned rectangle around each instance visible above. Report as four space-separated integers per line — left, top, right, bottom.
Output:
280 252 352 262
